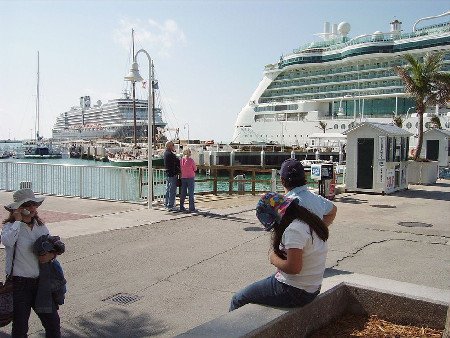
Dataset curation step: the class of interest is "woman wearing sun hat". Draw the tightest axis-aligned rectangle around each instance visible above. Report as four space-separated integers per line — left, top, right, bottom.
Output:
1 188 61 337
229 191 329 311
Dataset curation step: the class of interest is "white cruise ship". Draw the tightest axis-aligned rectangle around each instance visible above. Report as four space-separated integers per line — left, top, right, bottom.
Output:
52 92 166 141
232 11 450 148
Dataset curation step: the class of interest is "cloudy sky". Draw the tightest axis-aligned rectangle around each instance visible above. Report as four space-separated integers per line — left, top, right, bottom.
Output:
0 0 448 142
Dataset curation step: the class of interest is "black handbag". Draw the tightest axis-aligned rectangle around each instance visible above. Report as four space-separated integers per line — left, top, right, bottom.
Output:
0 243 16 327
0 277 13 327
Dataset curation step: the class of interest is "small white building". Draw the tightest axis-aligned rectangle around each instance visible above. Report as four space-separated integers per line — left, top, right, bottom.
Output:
343 122 412 194
422 129 450 167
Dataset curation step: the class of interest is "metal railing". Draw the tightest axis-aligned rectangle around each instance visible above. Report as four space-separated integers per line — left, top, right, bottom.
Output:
0 161 167 203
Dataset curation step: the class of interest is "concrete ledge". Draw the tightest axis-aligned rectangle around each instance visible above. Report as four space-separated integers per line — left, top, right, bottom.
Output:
177 271 450 338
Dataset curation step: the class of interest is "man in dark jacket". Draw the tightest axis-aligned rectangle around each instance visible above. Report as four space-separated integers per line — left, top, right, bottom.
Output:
164 141 180 210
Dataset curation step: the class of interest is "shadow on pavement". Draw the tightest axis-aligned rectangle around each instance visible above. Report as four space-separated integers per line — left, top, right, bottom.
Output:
394 188 450 201
323 267 353 278
334 196 368 204
193 211 256 225
63 308 166 337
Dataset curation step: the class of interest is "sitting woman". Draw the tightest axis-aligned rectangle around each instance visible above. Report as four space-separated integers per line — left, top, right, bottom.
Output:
230 192 329 311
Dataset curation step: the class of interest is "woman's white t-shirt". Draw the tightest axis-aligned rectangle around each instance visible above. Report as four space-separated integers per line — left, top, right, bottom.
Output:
275 219 327 293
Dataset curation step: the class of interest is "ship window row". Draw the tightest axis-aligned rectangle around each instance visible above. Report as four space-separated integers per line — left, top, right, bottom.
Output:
275 59 405 80
269 72 400 89
257 97 415 118
254 104 298 112
275 56 449 82
255 112 307 122
261 81 404 99
259 86 403 102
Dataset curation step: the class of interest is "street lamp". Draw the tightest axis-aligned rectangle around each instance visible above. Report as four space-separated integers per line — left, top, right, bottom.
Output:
124 49 153 209
337 94 353 117
406 106 415 118
184 123 190 145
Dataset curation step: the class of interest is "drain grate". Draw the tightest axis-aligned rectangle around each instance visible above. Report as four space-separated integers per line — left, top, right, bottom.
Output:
102 293 142 306
398 222 433 228
371 204 396 209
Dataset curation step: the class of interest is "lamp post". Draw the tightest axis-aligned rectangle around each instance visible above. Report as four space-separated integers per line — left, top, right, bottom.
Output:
184 123 190 145
338 94 353 117
124 48 153 209
406 106 415 119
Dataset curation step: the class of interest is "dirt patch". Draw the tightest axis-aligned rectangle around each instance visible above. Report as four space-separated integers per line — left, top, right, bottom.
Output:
309 314 443 337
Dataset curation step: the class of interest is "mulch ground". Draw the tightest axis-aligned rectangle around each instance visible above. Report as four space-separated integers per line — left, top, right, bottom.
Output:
309 314 443 337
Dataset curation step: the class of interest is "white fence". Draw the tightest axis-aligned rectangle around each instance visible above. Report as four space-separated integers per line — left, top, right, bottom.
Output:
0 161 167 203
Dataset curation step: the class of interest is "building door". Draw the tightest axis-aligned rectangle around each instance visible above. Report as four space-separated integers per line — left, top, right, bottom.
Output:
357 138 374 189
426 140 439 161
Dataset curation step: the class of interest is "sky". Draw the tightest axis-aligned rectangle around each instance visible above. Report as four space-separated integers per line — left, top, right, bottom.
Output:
0 0 449 143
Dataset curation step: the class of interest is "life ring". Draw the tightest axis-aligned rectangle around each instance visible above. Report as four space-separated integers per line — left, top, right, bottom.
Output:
409 148 416 157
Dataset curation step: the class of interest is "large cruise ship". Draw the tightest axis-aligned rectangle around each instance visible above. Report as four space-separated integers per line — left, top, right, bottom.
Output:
52 92 166 141
232 11 450 148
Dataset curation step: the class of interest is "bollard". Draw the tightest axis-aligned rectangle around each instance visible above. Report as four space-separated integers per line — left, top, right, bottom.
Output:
230 150 235 166
235 174 245 193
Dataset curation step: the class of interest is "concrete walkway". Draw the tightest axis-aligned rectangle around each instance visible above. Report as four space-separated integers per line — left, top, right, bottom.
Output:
0 182 449 337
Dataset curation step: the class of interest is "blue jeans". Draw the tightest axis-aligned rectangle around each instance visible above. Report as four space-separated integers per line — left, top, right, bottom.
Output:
180 178 195 211
12 276 61 338
229 274 319 311
165 175 178 208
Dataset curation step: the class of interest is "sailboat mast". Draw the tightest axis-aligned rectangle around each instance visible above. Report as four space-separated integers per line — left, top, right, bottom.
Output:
131 29 137 148
36 51 40 141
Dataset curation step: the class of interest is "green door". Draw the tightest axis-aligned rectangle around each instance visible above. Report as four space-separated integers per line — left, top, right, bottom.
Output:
426 140 439 161
357 138 374 189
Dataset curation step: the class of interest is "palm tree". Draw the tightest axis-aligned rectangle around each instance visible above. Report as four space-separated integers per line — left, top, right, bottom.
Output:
392 115 404 128
316 121 327 133
430 114 442 129
394 52 450 160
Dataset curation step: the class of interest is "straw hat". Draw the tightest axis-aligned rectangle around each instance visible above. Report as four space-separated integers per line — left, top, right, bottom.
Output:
4 188 45 211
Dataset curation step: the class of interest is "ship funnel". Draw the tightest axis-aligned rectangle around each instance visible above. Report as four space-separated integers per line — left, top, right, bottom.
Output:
332 23 338 36
390 19 402 32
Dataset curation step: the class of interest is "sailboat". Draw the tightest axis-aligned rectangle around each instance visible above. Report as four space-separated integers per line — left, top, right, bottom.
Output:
21 51 63 159
108 30 164 167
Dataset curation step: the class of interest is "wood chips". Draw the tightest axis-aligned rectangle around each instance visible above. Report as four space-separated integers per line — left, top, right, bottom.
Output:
309 314 443 337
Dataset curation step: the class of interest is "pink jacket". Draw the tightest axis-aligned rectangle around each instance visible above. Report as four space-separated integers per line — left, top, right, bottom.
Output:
180 157 197 178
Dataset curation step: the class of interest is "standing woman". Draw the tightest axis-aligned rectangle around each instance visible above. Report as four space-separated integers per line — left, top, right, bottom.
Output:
179 148 197 212
230 192 329 311
1 189 61 337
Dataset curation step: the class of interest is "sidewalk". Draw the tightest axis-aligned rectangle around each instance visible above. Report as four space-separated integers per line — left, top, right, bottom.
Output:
0 182 449 337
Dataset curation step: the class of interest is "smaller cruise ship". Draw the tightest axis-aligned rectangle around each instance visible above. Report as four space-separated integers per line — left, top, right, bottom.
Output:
52 92 166 141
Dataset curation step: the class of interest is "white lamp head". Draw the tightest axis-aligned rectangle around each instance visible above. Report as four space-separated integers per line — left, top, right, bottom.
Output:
124 62 144 82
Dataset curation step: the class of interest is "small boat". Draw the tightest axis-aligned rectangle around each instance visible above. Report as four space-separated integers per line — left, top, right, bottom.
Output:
108 155 164 167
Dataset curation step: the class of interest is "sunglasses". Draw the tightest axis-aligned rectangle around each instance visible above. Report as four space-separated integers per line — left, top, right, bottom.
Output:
20 201 40 208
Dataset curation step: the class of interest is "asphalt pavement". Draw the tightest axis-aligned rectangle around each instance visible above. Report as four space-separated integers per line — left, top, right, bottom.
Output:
0 181 449 337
